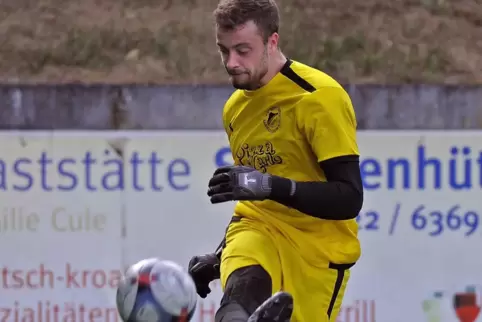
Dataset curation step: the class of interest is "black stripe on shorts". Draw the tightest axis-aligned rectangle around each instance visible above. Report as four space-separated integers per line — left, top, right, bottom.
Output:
327 262 355 318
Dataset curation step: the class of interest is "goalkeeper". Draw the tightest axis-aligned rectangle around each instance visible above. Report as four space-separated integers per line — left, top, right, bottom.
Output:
188 0 363 321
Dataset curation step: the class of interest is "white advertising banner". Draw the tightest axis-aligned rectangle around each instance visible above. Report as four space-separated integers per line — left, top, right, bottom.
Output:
0 134 124 321
1 131 481 322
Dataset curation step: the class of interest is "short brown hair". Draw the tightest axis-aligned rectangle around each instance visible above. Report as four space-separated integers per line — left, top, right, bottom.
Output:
213 0 280 42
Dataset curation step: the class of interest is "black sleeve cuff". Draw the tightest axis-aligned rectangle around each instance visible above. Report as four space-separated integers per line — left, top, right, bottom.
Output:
265 155 363 220
269 175 293 200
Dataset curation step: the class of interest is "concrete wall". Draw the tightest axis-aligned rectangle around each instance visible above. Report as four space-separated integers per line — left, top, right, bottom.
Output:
1 84 481 130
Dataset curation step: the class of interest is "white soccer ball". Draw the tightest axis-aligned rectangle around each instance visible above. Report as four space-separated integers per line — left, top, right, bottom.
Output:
116 258 197 322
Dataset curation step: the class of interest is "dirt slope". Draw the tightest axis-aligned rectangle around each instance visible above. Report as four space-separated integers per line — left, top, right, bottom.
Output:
0 0 481 84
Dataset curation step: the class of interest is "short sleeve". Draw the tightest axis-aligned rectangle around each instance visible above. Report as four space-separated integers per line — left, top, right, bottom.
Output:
296 87 359 162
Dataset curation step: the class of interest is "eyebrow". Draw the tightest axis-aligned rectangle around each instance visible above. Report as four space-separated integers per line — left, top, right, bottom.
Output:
217 42 251 49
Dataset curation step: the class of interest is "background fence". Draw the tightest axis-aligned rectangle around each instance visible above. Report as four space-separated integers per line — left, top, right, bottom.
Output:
1 84 482 130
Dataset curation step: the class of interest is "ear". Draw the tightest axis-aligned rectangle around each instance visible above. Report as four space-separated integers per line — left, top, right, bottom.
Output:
268 32 279 52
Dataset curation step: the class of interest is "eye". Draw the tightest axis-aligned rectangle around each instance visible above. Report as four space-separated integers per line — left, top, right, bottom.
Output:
237 48 250 55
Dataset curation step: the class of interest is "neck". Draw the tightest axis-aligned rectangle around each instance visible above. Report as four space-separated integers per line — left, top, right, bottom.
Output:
259 51 287 87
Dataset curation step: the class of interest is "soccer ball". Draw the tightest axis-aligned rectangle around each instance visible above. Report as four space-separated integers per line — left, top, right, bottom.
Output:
116 258 197 322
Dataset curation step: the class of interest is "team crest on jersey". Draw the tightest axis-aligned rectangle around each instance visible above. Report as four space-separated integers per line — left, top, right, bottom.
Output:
263 106 281 133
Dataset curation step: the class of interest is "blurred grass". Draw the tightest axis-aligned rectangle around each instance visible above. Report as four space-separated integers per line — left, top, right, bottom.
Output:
0 0 480 83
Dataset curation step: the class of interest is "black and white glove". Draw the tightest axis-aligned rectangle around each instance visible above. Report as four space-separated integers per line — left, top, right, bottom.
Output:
188 253 220 298
207 166 272 203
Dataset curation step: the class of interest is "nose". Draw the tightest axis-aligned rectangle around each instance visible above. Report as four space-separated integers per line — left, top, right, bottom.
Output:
225 51 241 70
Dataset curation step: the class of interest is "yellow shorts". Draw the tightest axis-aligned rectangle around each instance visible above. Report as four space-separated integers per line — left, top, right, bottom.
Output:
221 217 354 322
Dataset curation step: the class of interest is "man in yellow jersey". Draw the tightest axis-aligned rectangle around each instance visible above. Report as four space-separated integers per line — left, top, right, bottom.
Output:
188 0 363 321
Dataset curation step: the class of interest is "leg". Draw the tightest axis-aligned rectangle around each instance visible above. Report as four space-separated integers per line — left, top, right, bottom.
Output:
215 217 282 322
284 260 352 322
215 265 272 322
271 231 353 322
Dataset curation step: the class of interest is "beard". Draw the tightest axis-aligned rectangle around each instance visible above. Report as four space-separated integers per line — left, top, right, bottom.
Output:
226 50 269 90
229 65 268 90
230 73 256 90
